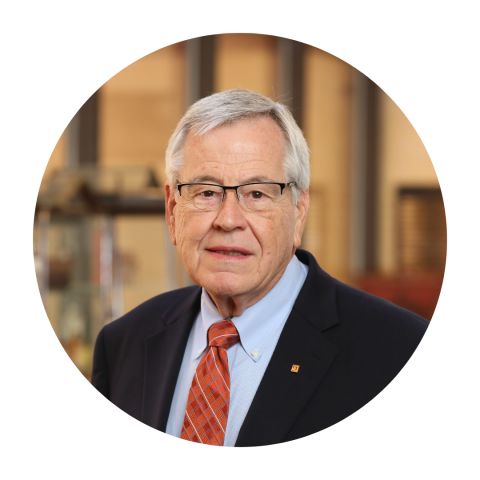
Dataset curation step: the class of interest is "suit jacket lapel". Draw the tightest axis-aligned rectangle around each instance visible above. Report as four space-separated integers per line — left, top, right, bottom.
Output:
141 287 201 432
235 250 340 447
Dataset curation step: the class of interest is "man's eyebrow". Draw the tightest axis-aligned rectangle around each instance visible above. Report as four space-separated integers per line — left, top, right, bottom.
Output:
240 175 274 184
185 175 275 184
188 175 222 183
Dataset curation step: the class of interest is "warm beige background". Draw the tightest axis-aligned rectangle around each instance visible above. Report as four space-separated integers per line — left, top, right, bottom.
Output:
36 34 443 377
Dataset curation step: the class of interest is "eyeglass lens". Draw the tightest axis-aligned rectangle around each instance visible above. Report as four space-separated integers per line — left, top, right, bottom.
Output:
182 184 283 211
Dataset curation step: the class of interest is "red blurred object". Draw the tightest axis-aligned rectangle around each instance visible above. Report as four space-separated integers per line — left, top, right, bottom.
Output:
356 274 444 321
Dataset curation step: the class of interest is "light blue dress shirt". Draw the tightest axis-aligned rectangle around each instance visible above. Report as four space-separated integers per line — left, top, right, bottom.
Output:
165 254 308 446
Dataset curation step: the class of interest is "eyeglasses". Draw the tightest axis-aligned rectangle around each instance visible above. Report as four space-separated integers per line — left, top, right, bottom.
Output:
177 182 296 211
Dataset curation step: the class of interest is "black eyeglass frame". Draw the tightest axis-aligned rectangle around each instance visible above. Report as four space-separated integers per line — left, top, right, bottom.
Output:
177 182 296 200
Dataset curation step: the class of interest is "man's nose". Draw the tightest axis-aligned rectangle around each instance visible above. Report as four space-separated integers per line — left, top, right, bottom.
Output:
212 189 248 231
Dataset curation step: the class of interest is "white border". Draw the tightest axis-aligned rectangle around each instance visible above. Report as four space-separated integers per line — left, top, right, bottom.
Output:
1 1 479 478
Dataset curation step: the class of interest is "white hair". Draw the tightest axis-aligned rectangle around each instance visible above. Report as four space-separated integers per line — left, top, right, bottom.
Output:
165 89 310 204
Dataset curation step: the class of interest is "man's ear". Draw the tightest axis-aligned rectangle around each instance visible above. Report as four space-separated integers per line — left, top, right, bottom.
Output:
293 190 310 249
165 183 177 246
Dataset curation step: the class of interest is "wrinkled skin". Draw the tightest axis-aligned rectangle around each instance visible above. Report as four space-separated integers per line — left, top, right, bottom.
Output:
165 117 309 318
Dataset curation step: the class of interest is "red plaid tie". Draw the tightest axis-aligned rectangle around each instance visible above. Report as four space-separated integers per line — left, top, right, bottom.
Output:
180 319 240 446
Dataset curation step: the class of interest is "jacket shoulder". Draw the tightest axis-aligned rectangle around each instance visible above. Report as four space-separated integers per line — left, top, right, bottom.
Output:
102 285 201 340
331 279 429 359
335 279 428 326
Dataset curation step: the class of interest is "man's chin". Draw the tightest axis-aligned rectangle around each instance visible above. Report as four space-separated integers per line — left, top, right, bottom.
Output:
199 273 253 299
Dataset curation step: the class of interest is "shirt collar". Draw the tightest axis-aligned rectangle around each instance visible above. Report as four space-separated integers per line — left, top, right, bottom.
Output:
195 255 308 363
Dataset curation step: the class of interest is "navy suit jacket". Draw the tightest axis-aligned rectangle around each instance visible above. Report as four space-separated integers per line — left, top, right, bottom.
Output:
92 249 429 446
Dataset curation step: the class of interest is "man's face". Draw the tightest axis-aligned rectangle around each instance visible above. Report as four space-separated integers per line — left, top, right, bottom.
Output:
165 116 309 306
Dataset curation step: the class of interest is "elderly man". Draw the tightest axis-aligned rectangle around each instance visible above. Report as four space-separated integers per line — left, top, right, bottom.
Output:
92 90 428 447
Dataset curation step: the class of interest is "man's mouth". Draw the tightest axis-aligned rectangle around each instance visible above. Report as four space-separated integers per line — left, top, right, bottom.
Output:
207 247 251 257
214 251 247 256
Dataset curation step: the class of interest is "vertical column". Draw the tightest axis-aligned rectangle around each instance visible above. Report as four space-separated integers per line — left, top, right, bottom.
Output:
350 71 380 274
99 214 124 325
65 91 99 330
185 35 216 107
37 210 50 311
277 38 305 130
99 215 114 325
67 90 99 168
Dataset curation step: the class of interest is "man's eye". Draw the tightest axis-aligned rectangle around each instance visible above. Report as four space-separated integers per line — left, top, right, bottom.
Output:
250 191 264 199
200 190 217 197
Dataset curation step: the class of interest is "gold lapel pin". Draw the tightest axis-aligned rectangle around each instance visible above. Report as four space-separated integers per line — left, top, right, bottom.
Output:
291 364 300 373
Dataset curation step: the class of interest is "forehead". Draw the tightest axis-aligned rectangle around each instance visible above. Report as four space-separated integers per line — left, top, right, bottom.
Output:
181 116 286 183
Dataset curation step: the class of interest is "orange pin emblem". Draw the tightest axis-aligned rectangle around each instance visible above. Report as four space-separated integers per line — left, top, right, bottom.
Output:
291 365 300 373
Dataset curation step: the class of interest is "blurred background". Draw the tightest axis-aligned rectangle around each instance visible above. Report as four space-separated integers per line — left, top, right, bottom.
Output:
34 34 446 379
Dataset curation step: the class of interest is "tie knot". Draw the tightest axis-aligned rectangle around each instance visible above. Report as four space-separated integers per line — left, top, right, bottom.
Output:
208 319 240 350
